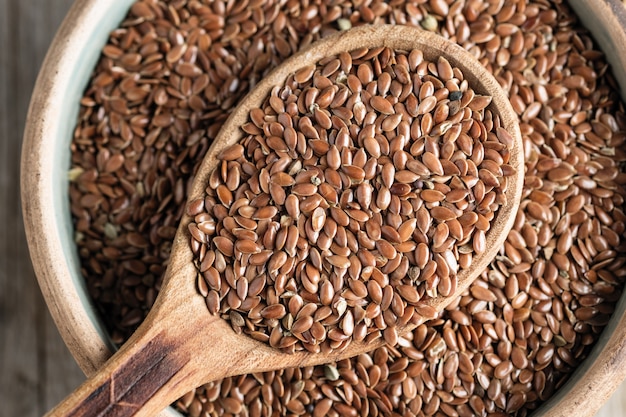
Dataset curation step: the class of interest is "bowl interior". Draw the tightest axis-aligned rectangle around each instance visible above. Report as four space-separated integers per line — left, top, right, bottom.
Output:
25 0 180 415
50 0 137 351
530 1 626 414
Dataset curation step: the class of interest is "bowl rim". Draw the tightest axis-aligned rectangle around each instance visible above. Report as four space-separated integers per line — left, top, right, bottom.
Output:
19 0 626 416
22 0 119 374
20 0 177 415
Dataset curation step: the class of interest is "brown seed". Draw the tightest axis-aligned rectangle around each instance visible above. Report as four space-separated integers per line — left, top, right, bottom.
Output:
370 96 395 114
213 237 234 257
398 219 417 242
430 206 457 221
327 255 351 269
294 65 316 83
342 165 366 182
395 170 420 183
235 239 262 254
422 152 444 175
261 304 287 319
218 144 244 161
291 315 314 334
206 291 220 315
421 189 445 202
77 9 614 415
437 57 454 81
417 96 438 115
311 207 326 232
397 285 420 304
381 163 395 188
473 230 486 254
253 206 279 220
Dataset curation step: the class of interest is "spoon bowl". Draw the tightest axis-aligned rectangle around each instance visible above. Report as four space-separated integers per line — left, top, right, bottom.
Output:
44 24 523 417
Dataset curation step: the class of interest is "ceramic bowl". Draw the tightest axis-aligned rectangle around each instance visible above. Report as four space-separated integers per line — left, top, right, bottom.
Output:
20 0 626 416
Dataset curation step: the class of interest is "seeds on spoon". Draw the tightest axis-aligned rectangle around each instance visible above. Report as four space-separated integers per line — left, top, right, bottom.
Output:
187 48 515 353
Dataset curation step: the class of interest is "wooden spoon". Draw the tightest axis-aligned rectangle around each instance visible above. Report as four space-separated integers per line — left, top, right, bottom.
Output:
46 24 523 417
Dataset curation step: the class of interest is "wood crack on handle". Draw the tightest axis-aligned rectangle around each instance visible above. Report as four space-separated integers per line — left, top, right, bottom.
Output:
67 331 189 417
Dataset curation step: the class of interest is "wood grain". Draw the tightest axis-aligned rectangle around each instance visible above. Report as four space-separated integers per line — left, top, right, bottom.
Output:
1 0 625 416
0 0 85 415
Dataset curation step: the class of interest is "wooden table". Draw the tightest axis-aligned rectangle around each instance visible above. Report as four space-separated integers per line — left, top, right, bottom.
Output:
0 0 624 415
1 0 85 415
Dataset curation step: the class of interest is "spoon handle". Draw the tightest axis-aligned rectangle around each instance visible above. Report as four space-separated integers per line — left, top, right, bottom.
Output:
42 295 301 417
41 248 302 417
44 326 194 417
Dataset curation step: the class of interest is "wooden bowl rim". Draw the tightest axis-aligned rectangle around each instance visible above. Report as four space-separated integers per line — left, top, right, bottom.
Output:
20 0 177 416
19 1 626 416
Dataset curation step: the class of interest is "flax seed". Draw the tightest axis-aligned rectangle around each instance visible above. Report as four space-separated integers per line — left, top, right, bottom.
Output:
73 1 626 416
190 44 514 355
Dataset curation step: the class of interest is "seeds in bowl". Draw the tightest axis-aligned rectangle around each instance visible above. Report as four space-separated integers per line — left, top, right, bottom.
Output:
187 47 516 353
69 0 626 415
